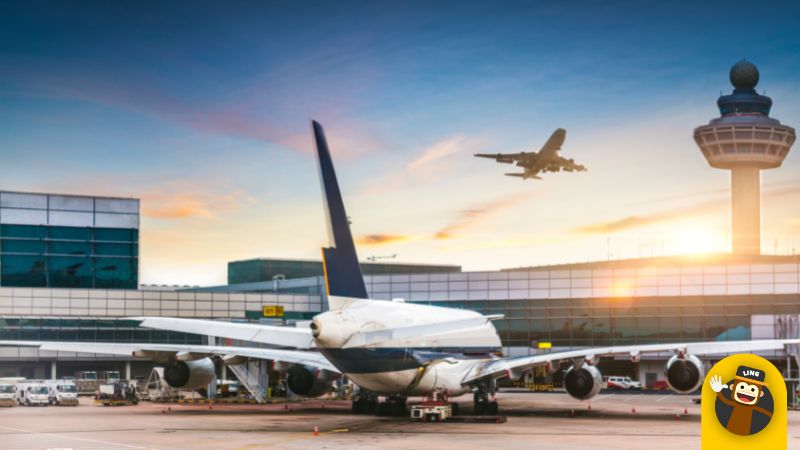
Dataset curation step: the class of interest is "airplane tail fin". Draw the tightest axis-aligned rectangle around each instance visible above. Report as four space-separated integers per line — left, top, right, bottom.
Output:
312 120 369 299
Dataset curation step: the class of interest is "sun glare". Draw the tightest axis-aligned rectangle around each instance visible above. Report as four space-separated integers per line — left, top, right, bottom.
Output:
671 226 721 255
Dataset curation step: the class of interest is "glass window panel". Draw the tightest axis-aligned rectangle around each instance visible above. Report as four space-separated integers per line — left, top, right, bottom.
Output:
507 319 529 341
0 255 46 287
48 241 91 256
572 316 592 341
611 317 638 340
48 256 93 288
48 226 91 240
1 239 44 254
530 318 550 342
96 330 116 342
94 228 138 242
549 318 571 342
77 329 96 341
94 243 137 257
95 257 137 289
637 317 659 340
0 224 45 239
57 330 78 341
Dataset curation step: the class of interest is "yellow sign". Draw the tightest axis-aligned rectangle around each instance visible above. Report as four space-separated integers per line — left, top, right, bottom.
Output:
537 341 552 349
262 305 285 317
701 353 787 449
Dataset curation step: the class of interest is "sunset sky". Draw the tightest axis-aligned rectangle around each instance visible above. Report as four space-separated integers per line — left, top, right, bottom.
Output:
1 1 799 285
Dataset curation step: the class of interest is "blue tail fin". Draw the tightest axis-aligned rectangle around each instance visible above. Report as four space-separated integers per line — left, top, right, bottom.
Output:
312 120 369 299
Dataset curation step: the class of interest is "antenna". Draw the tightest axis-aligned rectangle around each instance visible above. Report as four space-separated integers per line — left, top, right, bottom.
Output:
367 254 397 262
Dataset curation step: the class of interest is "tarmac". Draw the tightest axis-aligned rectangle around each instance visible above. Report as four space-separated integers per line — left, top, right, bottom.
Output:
0 391 798 450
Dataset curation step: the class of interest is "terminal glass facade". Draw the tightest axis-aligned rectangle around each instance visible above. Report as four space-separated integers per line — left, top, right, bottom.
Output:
1 224 138 289
228 258 460 285
0 318 200 344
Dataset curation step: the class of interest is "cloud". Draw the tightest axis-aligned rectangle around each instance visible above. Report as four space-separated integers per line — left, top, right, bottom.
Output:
31 178 254 221
407 136 467 171
0 57 383 158
435 193 535 240
572 183 800 235
355 234 413 245
360 134 486 197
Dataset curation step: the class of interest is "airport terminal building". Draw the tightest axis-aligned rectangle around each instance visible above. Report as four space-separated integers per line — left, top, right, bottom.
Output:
2 223 800 387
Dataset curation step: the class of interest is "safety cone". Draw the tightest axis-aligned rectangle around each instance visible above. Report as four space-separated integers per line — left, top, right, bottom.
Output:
587 402 592 411
675 412 680 420
684 407 688 415
284 403 288 410
313 426 319 436
168 406 172 412
208 404 213 410
631 407 636 414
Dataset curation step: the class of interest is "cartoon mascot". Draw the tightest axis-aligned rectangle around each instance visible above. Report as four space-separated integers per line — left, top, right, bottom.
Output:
710 365 774 436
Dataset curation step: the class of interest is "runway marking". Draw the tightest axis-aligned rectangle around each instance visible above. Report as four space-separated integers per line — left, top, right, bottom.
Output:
0 425 158 450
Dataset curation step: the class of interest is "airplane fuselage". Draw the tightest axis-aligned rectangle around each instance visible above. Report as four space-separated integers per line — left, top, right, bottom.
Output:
311 297 501 396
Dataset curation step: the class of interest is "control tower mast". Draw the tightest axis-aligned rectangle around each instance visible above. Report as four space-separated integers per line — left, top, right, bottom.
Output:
694 61 796 254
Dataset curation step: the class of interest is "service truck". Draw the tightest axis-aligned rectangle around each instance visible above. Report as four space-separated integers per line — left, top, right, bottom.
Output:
0 383 16 407
97 381 138 406
16 382 50 406
74 371 98 395
46 380 79 406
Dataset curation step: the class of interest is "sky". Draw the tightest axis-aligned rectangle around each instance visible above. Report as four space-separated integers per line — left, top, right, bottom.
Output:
1 0 799 286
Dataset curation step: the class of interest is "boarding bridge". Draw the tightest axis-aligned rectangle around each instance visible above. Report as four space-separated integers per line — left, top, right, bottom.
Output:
228 360 269 404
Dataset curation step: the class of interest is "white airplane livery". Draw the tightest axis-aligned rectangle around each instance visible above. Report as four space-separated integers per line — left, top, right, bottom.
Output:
4 120 800 414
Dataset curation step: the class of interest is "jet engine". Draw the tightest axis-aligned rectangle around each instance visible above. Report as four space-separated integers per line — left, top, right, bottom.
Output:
564 365 602 400
163 358 216 390
287 366 335 398
665 354 704 393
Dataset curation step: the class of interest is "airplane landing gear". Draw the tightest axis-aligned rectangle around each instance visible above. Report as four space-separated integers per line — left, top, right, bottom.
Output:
473 383 499 415
351 390 378 414
378 395 408 416
352 392 407 416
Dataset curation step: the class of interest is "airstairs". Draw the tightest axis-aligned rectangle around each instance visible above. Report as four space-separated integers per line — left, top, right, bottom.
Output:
776 315 800 408
228 360 268 404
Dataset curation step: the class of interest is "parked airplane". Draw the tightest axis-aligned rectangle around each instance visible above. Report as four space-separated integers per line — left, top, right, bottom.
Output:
475 128 587 180
3 121 799 415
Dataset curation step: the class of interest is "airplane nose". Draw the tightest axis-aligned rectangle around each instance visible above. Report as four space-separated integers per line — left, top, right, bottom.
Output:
310 320 321 338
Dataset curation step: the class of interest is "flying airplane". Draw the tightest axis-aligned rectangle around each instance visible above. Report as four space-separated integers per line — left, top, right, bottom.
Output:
475 128 587 180
4 121 799 416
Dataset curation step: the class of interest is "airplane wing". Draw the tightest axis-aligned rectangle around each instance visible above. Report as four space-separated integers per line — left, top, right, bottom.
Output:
132 317 315 349
474 152 534 164
0 340 339 373
462 339 800 384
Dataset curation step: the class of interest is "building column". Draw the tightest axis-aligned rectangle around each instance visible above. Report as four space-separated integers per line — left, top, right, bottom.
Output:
731 166 761 254
207 335 217 400
125 361 131 381
50 361 57 380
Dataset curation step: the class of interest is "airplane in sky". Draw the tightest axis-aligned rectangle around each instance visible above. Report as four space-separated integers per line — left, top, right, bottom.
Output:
475 128 587 180
3 121 799 416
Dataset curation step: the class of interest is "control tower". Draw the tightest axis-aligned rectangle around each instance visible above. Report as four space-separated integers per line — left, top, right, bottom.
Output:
694 61 796 254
